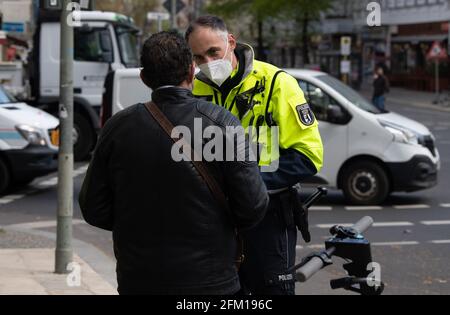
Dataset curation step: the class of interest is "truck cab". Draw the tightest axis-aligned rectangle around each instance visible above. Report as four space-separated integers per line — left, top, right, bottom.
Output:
29 10 140 160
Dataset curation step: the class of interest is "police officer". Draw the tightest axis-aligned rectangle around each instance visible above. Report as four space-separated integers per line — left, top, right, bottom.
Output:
186 16 324 295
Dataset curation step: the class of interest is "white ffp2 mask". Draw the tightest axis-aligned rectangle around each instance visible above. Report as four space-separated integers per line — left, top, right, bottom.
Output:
198 40 233 87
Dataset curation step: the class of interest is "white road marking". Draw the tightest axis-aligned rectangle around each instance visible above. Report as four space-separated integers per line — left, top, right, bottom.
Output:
372 241 419 247
37 178 58 187
421 220 450 226
316 223 353 229
316 222 414 229
309 206 333 211
6 220 86 230
345 206 383 211
373 222 414 227
296 245 326 251
0 199 13 205
440 204 450 208
297 242 422 249
4 195 25 200
394 204 430 210
429 240 450 245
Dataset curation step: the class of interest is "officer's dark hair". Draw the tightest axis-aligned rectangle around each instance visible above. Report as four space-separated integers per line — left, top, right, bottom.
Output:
140 30 193 90
185 15 228 41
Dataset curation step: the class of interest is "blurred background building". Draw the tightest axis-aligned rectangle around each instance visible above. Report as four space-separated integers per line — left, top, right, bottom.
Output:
1 0 449 92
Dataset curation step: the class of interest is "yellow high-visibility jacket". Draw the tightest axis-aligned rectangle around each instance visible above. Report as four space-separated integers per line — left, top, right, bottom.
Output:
193 43 323 175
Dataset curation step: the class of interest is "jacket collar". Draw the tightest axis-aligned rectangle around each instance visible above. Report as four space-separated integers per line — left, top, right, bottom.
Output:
151 86 194 105
196 43 255 88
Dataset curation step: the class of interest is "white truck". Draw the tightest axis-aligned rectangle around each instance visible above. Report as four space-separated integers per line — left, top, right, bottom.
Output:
26 8 140 160
101 68 440 205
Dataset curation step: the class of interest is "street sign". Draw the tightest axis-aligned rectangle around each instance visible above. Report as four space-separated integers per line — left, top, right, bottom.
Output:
341 36 352 56
340 60 351 74
163 0 186 15
427 41 448 61
2 22 26 33
147 12 171 21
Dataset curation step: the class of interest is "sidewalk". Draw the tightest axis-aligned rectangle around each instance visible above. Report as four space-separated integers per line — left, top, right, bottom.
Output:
0 249 117 295
0 227 117 295
360 83 450 113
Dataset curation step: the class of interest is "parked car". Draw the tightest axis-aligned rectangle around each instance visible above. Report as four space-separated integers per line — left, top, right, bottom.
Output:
0 85 59 194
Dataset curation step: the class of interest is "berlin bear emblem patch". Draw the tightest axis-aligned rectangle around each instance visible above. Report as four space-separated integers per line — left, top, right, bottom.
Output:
296 103 315 126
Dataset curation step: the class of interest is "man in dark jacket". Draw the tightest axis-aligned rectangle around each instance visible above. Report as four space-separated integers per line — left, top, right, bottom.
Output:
79 31 269 295
372 66 389 111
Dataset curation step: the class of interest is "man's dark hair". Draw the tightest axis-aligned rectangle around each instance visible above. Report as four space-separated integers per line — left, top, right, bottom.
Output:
185 15 228 41
140 30 193 90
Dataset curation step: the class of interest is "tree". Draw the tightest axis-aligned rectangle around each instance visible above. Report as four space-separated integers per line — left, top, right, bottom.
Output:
96 0 159 31
282 0 332 65
206 0 332 65
207 0 283 61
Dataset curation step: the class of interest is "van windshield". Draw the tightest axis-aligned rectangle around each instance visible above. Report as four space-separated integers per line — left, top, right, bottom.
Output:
0 87 18 105
316 74 382 114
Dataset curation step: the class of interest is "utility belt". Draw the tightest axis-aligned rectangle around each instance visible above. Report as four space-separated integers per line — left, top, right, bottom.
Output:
269 184 311 243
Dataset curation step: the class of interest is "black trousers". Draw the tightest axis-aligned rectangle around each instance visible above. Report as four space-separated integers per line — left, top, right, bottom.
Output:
239 194 297 295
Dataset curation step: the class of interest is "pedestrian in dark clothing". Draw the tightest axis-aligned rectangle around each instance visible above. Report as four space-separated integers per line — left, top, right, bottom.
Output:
79 31 269 295
372 67 389 111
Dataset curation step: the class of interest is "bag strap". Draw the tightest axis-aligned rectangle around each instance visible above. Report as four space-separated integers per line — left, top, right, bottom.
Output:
144 101 244 267
144 101 228 209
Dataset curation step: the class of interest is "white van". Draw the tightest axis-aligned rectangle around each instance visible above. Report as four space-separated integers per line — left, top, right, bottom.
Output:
101 69 440 205
0 86 59 194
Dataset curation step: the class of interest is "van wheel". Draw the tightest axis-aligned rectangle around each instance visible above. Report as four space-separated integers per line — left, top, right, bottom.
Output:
341 161 390 205
0 159 11 195
74 113 95 162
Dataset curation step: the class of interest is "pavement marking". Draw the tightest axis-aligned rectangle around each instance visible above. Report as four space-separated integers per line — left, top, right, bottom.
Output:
372 241 420 247
316 223 353 229
296 245 325 251
394 204 430 210
429 240 450 245
0 164 89 206
35 165 89 188
6 219 86 230
432 126 449 131
440 204 450 208
316 222 414 229
4 195 25 200
345 206 383 211
373 222 415 227
420 220 450 226
310 206 333 211
37 178 58 187
298 241 450 249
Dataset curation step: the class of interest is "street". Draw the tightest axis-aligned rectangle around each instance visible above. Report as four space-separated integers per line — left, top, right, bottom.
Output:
0 98 449 295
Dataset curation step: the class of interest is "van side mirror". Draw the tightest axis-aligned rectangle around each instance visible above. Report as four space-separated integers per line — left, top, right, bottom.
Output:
327 104 349 124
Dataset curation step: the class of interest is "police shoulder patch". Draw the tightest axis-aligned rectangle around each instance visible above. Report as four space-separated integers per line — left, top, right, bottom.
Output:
296 103 315 126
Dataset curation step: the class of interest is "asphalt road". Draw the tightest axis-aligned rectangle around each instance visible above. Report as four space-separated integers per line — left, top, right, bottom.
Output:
1 99 449 295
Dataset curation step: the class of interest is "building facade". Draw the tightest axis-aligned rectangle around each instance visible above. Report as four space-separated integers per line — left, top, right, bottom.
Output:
322 0 450 91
